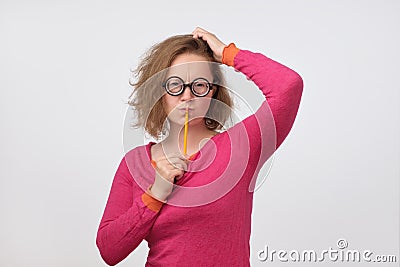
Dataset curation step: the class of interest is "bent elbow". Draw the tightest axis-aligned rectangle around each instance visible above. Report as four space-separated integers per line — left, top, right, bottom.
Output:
290 71 304 95
286 71 304 104
96 231 120 266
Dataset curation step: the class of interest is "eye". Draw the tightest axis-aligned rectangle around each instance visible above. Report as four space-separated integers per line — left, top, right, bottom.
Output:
192 78 210 95
194 81 207 87
166 77 183 92
170 82 180 87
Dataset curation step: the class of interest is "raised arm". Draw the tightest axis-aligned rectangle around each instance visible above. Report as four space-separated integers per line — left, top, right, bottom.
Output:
223 43 304 151
96 156 164 266
192 27 303 156
221 44 303 191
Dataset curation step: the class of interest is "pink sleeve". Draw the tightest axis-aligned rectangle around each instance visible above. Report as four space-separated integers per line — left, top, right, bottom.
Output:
95 157 160 266
232 49 303 162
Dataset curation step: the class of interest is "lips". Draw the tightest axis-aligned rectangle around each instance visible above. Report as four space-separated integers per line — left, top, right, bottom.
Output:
178 108 193 115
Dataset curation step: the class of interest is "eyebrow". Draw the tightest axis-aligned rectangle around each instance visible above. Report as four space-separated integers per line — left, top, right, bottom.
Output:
166 75 212 82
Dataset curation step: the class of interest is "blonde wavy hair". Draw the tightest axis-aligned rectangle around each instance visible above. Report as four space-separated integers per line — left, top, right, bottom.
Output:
128 34 233 140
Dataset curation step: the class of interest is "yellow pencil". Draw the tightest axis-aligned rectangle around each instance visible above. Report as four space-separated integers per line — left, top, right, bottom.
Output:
183 105 189 156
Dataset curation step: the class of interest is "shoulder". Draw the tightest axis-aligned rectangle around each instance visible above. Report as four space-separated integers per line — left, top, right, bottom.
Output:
123 142 152 166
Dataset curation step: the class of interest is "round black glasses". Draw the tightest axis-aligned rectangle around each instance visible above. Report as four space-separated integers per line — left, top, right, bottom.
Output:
162 76 218 97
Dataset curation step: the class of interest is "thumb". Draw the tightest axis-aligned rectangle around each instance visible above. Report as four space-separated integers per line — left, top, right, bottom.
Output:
175 163 183 170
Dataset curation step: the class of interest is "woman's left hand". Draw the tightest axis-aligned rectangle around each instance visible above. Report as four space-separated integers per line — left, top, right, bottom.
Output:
192 27 226 63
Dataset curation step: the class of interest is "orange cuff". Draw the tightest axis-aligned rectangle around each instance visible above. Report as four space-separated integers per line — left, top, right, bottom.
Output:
222 43 240 67
141 184 166 212
151 159 157 169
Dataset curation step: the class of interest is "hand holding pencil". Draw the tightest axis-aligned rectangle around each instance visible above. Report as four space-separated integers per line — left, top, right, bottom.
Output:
148 105 190 202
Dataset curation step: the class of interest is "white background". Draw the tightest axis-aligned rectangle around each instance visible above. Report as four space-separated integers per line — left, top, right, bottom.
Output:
0 1 398 266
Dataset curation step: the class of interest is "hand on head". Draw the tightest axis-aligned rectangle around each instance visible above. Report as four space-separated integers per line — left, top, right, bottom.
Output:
191 27 226 63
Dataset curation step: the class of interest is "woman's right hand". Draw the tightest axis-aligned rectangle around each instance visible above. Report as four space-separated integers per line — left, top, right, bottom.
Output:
149 153 189 201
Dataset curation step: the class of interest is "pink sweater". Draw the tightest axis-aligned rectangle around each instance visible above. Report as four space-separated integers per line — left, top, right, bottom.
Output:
96 47 303 266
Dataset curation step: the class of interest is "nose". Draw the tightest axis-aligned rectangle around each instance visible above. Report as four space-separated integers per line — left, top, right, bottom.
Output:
180 84 196 101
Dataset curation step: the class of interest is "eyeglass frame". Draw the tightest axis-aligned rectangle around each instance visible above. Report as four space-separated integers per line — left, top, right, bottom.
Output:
162 76 219 97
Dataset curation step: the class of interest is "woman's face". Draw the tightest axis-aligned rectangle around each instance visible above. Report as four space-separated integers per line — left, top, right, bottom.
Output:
162 53 216 126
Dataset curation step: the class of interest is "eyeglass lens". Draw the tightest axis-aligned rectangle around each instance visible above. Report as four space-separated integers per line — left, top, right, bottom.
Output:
165 77 210 96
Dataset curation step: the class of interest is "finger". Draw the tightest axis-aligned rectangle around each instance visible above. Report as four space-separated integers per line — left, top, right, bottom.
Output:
172 169 184 179
194 31 208 40
159 156 188 171
192 29 210 40
164 154 190 165
155 152 189 162
170 160 188 171
175 173 184 181
174 163 187 172
175 163 183 169
194 26 206 32
192 27 207 35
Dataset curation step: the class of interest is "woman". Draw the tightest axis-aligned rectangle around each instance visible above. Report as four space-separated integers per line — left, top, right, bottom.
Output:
96 27 303 266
